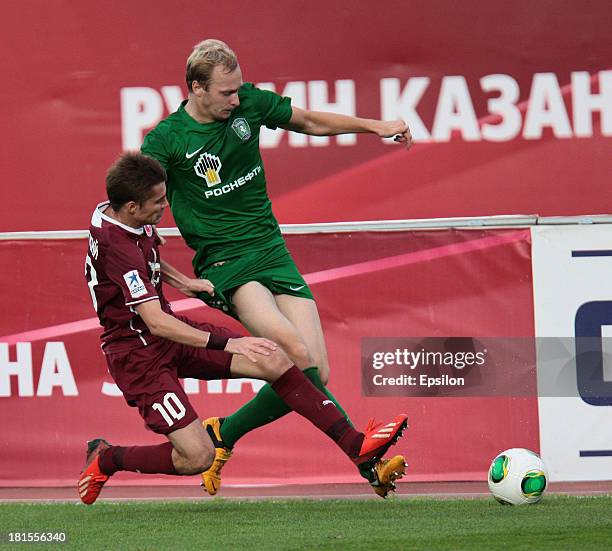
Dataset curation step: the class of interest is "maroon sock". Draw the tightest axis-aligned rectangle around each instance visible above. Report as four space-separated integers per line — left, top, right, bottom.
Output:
99 442 178 475
271 366 364 458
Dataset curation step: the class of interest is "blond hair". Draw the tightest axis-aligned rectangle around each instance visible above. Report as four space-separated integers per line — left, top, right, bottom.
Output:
186 39 238 92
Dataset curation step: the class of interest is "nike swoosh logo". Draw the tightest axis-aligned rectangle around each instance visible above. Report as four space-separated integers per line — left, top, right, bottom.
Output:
185 146 204 159
289 285 305 291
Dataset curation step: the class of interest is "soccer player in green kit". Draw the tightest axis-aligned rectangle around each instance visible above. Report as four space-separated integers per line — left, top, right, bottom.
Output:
142 39 413 498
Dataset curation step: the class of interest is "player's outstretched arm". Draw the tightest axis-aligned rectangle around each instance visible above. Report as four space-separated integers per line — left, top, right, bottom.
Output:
280 107 412 148
135 299 276 361
160 259 215 297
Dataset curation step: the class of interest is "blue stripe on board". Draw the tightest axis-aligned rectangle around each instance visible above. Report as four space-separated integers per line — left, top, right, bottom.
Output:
579 450 612 457
572 250 612 257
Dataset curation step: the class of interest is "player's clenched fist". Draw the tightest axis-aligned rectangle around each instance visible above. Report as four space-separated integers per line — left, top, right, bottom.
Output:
184 278 215 297
225 336 278 362
376 120 413 149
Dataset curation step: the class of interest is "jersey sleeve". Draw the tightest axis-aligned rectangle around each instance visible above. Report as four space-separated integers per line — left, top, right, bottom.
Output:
102 237 159 306
141 127 172 169
247 84 293 130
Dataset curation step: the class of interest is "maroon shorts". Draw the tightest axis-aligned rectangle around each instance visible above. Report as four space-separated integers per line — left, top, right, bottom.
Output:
104 317 241 435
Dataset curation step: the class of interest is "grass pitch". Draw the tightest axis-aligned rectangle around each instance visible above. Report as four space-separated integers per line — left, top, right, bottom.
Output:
1 495 611 550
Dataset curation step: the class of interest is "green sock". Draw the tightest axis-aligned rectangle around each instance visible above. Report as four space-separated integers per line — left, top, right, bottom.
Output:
220 367 353 448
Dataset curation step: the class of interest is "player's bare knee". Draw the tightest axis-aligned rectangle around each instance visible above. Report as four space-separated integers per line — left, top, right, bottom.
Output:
258 348 293 380
173 435 215 475
281 340 313 368
184 446 215 474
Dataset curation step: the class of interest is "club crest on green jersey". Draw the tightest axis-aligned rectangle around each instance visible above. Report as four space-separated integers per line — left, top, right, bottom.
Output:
194 152 222 187
231 118 251 141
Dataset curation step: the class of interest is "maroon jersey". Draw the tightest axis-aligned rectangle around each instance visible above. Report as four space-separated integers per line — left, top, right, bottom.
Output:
85 201 173 353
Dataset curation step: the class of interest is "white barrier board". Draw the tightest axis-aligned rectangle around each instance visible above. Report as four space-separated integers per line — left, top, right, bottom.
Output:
532 225 612 481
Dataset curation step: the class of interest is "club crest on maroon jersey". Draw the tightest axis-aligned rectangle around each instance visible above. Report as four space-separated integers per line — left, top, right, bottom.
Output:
144 225 153 237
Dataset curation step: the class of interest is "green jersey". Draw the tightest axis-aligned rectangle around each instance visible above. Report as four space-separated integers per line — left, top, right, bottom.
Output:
141 83 293 268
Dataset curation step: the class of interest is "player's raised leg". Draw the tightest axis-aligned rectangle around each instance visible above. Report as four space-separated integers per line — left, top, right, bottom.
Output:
228 348 408 469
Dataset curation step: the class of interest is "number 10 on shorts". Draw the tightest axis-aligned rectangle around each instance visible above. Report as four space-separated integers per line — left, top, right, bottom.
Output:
152 392 186 426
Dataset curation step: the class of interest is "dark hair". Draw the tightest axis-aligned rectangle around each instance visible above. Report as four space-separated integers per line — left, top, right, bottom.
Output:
106 152 167 210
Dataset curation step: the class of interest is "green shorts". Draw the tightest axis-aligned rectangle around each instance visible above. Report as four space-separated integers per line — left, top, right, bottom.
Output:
196 245 314 318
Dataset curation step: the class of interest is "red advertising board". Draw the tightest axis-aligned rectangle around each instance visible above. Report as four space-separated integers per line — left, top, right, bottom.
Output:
0 230 537 486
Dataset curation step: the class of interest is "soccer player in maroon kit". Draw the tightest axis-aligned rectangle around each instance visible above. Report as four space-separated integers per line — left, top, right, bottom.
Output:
78 152 407 504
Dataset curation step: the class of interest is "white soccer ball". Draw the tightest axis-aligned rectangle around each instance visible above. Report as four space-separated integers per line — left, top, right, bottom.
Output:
487 448 548 505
